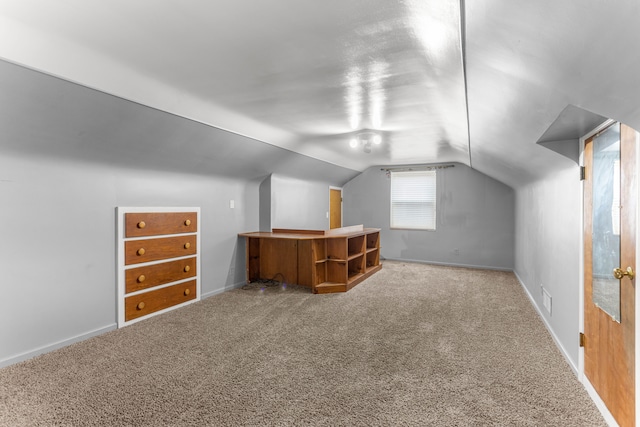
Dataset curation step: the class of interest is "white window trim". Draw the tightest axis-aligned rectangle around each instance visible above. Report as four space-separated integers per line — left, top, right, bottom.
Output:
390 170 437 231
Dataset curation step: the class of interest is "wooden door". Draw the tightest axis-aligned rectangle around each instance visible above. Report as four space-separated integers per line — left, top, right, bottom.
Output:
584 121 636 426
330 188 342 229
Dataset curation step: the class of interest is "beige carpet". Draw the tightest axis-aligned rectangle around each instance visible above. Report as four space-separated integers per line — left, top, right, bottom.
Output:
0 261 605 426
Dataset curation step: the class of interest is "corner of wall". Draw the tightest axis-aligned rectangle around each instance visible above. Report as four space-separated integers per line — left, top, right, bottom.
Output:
513 166 582 373
512 269 579 376
259 174 272 232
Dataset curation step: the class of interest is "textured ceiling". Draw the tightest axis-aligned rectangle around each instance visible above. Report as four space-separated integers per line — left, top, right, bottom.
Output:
0 1 639 187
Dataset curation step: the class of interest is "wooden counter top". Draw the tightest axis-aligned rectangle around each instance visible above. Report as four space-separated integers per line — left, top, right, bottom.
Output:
238 225 382 294
239 225 381 240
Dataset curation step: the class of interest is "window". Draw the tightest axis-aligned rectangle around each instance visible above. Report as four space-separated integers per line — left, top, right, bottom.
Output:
612 159 620 235
390 170 436 230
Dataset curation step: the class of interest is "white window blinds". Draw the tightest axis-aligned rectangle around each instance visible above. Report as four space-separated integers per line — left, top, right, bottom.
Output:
390 170 437 230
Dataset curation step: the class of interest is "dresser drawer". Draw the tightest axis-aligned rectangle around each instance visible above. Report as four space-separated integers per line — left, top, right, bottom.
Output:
125 280 197 321
125 212 197 237
125 235 197 265
125 257 197 294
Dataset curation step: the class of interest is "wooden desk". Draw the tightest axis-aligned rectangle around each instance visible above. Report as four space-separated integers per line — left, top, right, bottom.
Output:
239 225 382 294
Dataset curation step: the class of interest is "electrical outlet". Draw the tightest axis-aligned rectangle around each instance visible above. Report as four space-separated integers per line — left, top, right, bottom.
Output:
453 248 460 256
229 200 235 209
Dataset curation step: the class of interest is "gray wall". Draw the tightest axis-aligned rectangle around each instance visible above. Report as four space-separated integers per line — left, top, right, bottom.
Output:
0 151 257 366
270 174 330 230
0 59 361 367
513 165 581 370
255 174 332 231
259 175 272 231
343 164 515 270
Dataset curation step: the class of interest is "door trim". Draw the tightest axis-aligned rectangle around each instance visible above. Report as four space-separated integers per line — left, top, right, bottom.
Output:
329 186 342 229
579 119 615 379
579 119 639 426
635 128 640 427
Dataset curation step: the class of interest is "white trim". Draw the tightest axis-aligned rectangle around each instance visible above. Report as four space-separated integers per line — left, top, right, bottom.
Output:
389 170 437 231
0 324 117 368
381 257 513 272
578 121 614 378
512 270 579 376
583 376 620 427
514 266 621 425
0 281 245 368
201 281 246 299
578 119 636 426
124 276 197 297
117 207 201 328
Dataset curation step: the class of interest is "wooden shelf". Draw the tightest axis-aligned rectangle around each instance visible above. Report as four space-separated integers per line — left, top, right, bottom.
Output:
315 282 347 294
348 235 365 257
239 225 381 294
348 272 364 282
366 264 380 273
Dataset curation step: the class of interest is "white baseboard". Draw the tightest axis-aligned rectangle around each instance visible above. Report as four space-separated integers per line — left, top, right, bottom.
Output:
381 257 513 272
201 281 245 299
583 376 619 427
0 283 245 370
512 271 621 426
0 323 117 369
512 270 579 375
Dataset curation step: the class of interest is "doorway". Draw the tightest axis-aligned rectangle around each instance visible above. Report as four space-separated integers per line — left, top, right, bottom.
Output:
329 187 342 229
583 121 636 426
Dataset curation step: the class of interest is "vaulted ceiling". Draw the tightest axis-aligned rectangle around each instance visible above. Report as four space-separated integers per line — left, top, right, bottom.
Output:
0 1 639 187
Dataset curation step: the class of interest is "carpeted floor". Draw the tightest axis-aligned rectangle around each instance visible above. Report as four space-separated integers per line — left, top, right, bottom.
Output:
0 261 605 426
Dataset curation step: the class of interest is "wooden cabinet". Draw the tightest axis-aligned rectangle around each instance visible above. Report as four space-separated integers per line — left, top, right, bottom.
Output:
240 225 381 294
117 207 200 327
125 257 197 293
125 212 197 237
124 235 197 265
124 280 197 322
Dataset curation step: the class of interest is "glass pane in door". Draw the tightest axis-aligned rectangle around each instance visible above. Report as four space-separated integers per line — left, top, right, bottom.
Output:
592 123 621 322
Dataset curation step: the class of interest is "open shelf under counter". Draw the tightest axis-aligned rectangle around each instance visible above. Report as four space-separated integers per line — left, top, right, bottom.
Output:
239 225 382 294
347 252 364 261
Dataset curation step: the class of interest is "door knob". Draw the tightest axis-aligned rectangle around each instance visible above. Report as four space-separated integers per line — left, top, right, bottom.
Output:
613 266 635 280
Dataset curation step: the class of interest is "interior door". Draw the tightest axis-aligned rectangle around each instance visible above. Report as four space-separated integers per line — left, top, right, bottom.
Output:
330 188 342 229
584 121 636 426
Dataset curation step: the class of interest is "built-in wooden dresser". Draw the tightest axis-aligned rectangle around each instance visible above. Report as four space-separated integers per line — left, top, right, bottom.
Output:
117 207 201 327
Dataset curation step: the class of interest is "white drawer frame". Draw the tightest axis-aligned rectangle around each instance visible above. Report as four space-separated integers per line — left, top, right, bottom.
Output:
117 206 201 327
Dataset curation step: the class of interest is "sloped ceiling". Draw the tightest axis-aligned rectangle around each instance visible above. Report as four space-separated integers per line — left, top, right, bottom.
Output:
0 60 361 185
0 1 638 187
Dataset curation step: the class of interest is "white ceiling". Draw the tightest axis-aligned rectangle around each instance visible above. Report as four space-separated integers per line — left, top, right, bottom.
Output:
1 1 639 187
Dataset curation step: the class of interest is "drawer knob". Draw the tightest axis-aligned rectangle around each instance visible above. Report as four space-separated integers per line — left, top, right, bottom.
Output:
137 248 146 256
184 265 191 272
137 274 146 283
184 219 191 226
137 221 146 229
184 242 191 249
137 302 145 310
184 289 191 296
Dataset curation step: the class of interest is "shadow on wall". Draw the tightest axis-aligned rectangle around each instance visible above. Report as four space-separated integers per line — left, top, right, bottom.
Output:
225 237 247 290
